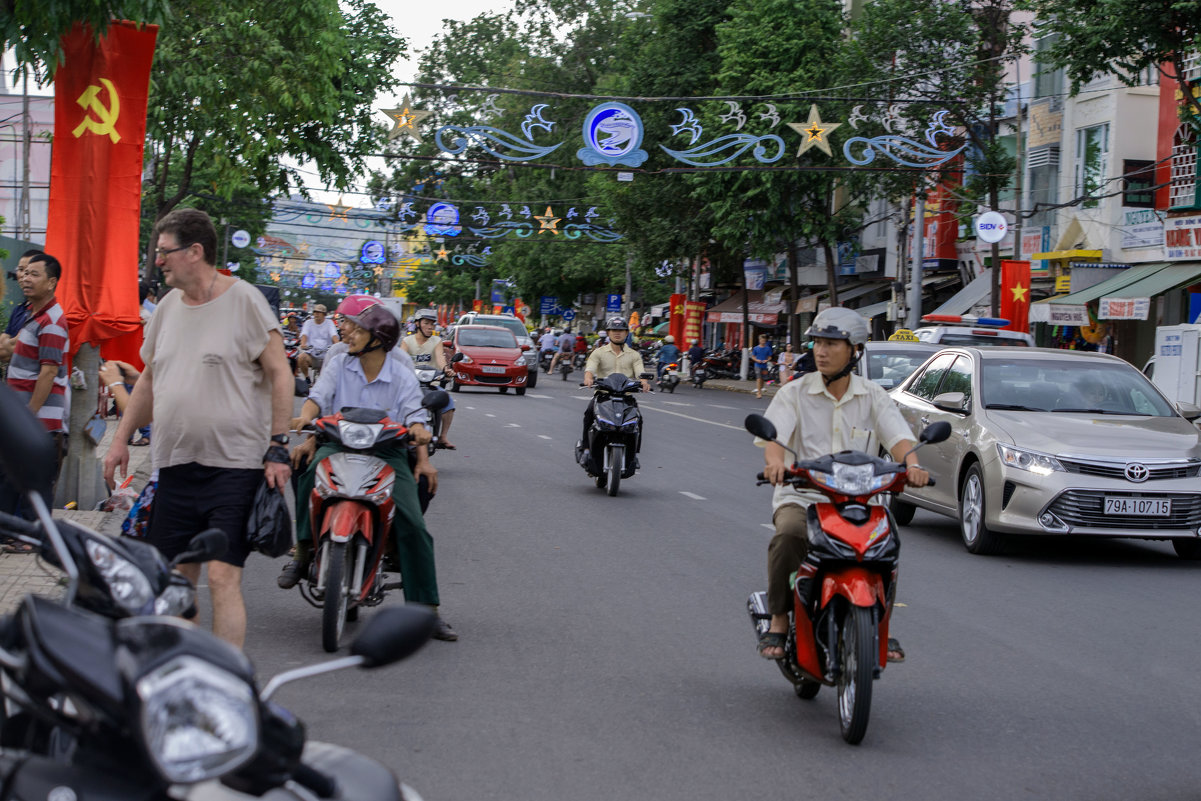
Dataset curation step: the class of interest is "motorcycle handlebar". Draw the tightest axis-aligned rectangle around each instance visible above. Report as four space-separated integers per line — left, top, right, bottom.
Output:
754 468 935 487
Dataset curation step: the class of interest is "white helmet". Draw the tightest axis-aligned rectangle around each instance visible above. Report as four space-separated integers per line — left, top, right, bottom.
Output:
664 335 675 344
806 307 869 347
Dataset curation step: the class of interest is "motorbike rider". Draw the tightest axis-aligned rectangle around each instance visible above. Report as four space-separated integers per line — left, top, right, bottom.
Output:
538 327 557 369
577 316 650 470
687 339 705 375
402 308 456 450
656 335 681 379
549 327 575 374
278 304 457 641
755 307 928 663
298 304 338 377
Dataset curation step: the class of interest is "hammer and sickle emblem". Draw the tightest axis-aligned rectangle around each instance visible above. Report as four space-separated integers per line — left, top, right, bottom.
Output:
72 78 121 143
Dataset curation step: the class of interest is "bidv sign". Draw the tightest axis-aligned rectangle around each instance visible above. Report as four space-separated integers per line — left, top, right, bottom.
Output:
974 211 1008 244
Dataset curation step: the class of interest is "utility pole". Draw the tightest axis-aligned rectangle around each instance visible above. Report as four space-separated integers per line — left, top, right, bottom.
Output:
906 193 926 329
19 66 31 241
623 251 633 319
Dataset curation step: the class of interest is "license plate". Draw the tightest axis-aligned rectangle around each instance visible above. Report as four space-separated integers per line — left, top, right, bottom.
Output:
1104 497 1171 516
481 365 506 374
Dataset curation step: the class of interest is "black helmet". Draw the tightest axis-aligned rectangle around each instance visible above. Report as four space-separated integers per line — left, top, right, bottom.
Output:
605 315 629 331
347 305 401 353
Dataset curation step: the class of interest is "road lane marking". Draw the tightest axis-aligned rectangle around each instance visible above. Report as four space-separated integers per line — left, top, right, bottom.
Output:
572 396 591 401
538 435 552 440
679 491 706 500
485 413 496 418
707 404 737 410
529 394 553 399
640 404 744 430
663 401 694 407
507 423 521 428
761 524 774 530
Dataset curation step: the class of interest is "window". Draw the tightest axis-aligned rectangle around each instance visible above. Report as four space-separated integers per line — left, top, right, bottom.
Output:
1170 124 1198 209
1074 124 1110 209
937 357 974 407
907 353 957 401
1032 35 1064 99
1027 160 1059 228
1122 159 1156 208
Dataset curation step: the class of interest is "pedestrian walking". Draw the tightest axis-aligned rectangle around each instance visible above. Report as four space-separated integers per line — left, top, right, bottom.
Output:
103 208 294 649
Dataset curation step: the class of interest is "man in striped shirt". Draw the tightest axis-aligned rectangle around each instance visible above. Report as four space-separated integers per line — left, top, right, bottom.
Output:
0 252 69 516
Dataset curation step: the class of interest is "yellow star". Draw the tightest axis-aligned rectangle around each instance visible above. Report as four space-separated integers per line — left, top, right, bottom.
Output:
435 246 450 261
382 94 432 143
534 206 561 235
372 265 384 276
786 105 842 157
1011 284 1029 303
270 272 281 282
326 199 350 222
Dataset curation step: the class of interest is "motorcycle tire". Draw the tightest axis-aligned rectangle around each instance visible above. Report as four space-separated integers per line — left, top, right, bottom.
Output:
322 541 352 653
595 474 606 489
837 606 875 745
561 368 569 381
889 496 916 526
795 678 821 700
607 445 621 496
668 383 676 394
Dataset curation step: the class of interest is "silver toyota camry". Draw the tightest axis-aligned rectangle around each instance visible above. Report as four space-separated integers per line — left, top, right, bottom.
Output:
888 347 1201 558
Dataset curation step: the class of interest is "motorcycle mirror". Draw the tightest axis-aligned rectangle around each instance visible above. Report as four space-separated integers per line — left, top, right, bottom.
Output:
171 528 229 567
920 421 952 444
744 413 778 441
0 384 58 496
451 353 465 363
422 389 450 412
350 606 437 668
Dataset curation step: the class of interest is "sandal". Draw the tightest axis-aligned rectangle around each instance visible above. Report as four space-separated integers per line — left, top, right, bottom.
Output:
2 541 35 555
757 631 787 660
130 436 150 446
887 637 905 663
439 442 457 451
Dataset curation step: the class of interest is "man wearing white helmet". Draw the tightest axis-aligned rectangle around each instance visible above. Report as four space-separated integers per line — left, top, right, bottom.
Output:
753 307 929 663
656 335 681 379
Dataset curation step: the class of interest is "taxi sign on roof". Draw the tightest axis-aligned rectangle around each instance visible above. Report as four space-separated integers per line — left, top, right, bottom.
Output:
888 329 920 341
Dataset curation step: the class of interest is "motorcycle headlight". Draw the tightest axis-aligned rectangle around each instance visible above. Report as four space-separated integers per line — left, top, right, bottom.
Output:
415 368 438 383
996 443 1064 476
137 656 258 783
85 539 153 615
154 581 196 617
809 463 890 496
338 421 383 449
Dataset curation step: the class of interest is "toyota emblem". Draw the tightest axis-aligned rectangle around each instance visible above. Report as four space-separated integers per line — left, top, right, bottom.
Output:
1124 463 1150 483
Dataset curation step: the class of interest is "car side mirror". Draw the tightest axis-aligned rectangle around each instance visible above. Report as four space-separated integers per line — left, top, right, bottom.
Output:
520 344 531 351
932 391 968 414
1177 401 1201 421
920 421 952 444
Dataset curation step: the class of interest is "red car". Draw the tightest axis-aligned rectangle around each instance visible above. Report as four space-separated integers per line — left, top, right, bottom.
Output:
449 325 531 395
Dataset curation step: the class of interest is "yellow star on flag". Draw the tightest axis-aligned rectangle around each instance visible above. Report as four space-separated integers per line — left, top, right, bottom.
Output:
1011 283 1029 303
435 246 450 261
787 105 842 157
382 94 432 143
534 206 561 234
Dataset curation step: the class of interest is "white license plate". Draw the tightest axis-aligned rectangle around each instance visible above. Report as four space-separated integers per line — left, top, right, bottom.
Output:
481 365 506 374
1104 497 1171 516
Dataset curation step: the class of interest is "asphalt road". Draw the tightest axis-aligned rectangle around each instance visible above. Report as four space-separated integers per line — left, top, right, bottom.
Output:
225 375 1201 801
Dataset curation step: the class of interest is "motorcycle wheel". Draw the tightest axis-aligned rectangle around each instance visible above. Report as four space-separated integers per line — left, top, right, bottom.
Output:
889 496 916 526
668 383 676 394
561 367 569 381
795 678 821 700
595 474 606 489
606 445 621 496
321 542 352 653
837 606 875 745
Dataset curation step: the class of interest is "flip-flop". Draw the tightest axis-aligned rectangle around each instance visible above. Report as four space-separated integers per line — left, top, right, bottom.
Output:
440 443 457 450
2 541 35 554
130 437 150 446
887 637 906 663
757 631 787 660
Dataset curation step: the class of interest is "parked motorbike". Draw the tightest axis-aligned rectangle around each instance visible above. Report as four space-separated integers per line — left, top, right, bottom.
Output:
0 382 436 799
658 362 680 393
295 392 448 653
702 348 740 379
743 413 949 744
576 373 651 496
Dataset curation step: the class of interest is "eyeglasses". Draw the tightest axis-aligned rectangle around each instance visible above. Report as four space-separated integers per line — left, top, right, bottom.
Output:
155 244 191 258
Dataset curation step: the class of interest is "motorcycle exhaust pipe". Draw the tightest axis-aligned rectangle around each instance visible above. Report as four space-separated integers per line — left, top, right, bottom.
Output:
747 591 771 638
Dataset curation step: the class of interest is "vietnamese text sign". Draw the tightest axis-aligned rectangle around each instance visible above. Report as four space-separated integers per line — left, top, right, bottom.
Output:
1123 208 1164 250
1164 214 1201 260
1046 304 1089 326
1028 101 1063 149
1099 297 1150 320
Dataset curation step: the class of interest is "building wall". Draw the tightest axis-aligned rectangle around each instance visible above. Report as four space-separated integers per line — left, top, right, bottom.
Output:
0 93 53 244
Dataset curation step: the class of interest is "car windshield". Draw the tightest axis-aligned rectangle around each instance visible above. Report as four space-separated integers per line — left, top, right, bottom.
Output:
476 318 528 340
982 359 1176 416
937 332 1029 347
866 350 933 387
459 329 517 349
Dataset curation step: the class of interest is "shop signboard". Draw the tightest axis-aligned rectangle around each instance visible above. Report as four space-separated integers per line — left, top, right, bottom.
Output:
1164 214 1201 260
1122 208 1164 250
1046 304 1089 325
1099 297 1150 320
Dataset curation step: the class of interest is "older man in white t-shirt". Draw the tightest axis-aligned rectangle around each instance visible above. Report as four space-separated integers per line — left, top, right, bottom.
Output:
298 304 338 377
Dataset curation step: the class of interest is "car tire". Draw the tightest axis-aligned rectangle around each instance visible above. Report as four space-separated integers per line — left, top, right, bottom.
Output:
516 387 526 396
499 387 509 394
959 463 1004 555
1172 538 1201 559
527 371 537 389
889 496 916 526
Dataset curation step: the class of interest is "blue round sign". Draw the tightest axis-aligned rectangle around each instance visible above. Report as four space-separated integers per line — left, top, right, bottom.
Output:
561 309 576 321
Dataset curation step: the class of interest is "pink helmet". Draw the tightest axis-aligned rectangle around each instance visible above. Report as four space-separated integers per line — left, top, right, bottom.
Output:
336 294 380 317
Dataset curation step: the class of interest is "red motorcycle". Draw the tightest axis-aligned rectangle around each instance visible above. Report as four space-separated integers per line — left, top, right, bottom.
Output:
296 402 445 652
744 413 949 744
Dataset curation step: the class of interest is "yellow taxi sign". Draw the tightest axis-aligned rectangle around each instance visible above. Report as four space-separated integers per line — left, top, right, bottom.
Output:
888 329 919 341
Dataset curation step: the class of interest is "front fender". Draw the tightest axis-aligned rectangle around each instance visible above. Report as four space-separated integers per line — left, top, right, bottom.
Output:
320 501 375 545
820 567 885 610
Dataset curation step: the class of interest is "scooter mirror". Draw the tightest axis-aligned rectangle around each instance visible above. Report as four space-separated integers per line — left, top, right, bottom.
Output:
0 384 57 497
451 352 465 363
920 421 952 444
744 413 778 441
422 389 450 412
350 606 437 668
171 528 229 567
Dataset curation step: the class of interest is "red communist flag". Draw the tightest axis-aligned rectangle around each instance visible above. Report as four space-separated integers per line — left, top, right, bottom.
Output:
1000 259 1031 333
44 21 158 364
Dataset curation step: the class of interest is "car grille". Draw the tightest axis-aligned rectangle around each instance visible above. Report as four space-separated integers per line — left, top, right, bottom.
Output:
474 374 514 384
1047 490 1201 530
1058 458 1201 481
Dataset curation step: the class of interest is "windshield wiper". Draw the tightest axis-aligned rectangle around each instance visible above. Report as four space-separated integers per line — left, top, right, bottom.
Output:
984 403 1044 411
1051 408 1143 415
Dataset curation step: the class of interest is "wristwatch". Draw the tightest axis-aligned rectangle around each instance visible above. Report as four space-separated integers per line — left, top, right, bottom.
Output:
270 433 289 446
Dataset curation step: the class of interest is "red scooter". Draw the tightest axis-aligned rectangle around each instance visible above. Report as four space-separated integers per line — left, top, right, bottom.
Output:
744 413 949 744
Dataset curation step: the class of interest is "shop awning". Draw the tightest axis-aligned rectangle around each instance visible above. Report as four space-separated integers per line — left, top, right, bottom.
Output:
931 269 992 316
1028 249 1104 261
706 290 786 325
1095 262 1201 320
856 300 890 319
1033 262 1168 308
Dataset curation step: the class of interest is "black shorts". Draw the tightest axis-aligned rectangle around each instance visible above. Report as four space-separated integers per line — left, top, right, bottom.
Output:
146 462 264 568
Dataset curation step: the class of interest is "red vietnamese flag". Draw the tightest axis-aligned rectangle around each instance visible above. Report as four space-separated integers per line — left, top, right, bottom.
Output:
668 293 687 345
1000 259 1031 333
44 21 158 366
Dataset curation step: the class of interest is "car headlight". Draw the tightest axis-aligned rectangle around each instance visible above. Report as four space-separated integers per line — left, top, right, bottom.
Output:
154 581 196 617
514 355 526 367
809 463 890 496
85 539 153 615
137 656 258 783
996 443 1064 476
338 421 383 449
457 354 473 364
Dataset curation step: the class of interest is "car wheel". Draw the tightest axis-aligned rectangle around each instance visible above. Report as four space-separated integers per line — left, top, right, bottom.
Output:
516 387 526 396
959 463 1004 555
889 495 916 526
499 387 509 394
527 371 537 389
1172 538 1201 559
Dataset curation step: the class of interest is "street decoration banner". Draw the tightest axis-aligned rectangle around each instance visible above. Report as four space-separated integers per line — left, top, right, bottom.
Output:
1099 297 1150 320
1000 260 1031 333
45 21 157 364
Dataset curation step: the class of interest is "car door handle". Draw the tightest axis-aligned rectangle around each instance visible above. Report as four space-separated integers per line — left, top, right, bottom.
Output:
920 416 930 426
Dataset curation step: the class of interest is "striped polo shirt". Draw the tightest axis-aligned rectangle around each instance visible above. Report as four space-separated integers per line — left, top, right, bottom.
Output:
7 299 69 433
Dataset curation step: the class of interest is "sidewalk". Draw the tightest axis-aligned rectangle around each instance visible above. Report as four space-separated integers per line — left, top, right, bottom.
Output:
0 418 154 614
696 376 782 399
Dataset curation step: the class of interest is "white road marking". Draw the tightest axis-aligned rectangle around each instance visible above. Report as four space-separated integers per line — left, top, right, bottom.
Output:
663 401 694 407
761 524 775 530
680 491 707 500
529 394 553 399
507 423 521 428
538 435 552 440
572 396 592 401
485 413 496 418
640 404 743 431
707 404 737 410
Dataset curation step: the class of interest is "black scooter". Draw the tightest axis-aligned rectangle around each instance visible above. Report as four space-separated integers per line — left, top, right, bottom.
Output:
576 373 650 496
